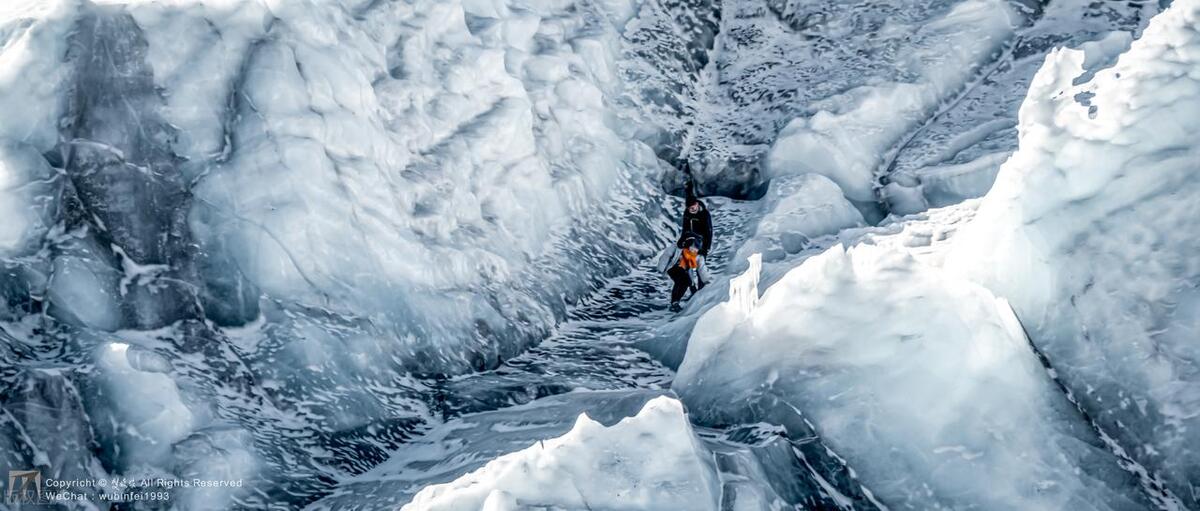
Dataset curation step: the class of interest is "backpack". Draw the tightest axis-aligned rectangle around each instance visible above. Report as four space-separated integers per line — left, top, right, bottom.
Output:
656 245 681 273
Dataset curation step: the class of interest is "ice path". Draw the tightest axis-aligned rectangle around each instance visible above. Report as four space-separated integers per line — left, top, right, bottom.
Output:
429 199 754 418
309 6 1060 506
311 198 884 509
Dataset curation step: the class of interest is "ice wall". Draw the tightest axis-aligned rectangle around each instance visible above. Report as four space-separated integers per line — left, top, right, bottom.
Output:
168 0 669 369
949 0 1200 503
0 0 675 505
673 242 1152 510
763 0 1017 212
1 0 671 365
665 0 1020 200
884 0 1161 214
671 2 1200 507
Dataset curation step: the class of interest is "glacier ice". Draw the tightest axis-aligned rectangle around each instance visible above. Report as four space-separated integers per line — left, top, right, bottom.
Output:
732 172 865 271
673 1 1198 508
674 239 1152 510
0 141 59 255
673 0 1022 202
884 0 1160 214
950 0 1200 503
382 392 871 511
0 0 680 505
764 0 1017 212
396 396 720 511
0 0 1193 508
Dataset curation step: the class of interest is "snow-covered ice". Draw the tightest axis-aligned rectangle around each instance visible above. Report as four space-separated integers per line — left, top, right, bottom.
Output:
0 0 1192 508
397 396 720 511
674 239 1152 510
764 0 1017 209
950 0 1200 503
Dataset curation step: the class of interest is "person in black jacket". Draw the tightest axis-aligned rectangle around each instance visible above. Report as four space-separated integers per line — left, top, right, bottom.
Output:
679 193 713 258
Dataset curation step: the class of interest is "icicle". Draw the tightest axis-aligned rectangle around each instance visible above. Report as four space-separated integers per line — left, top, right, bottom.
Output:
727 253 762 314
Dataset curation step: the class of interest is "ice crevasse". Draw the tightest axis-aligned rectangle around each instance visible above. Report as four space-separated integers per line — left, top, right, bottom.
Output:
675 0 1200 508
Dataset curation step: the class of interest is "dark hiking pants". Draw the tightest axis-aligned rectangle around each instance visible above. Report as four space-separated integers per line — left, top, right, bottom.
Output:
668 266 692 303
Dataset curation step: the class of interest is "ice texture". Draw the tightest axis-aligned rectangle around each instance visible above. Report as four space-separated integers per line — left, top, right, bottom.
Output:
0 0 671 362
732 173 865 271
401 396 720 511
654 0 1023 200
763 0 1017 211
167 0 670 368
674 239 1152 510
0 0 674 505
1 0 1191 508
673 2 1199 508
950 0 1200 503
885 0 1161 214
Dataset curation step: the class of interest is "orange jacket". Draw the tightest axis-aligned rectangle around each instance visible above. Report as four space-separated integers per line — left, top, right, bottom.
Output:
679 249 699 270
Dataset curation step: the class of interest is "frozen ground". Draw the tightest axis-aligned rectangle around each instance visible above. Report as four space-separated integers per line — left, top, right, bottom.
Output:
0 0 1193 509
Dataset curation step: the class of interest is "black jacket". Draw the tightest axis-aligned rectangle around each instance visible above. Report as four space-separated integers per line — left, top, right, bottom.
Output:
679 204 713 256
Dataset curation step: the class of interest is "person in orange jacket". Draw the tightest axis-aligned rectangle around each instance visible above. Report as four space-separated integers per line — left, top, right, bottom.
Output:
665 233 706 312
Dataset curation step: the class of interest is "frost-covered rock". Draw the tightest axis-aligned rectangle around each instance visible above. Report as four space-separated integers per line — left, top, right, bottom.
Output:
949 0 1200 503
674 242 1152 510
402 396 720 511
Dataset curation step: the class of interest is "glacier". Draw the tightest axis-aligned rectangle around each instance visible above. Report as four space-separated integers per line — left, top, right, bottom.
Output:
0 0 1195 509
674 0 1199 509
950 0 1200 501
1 0 678 506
